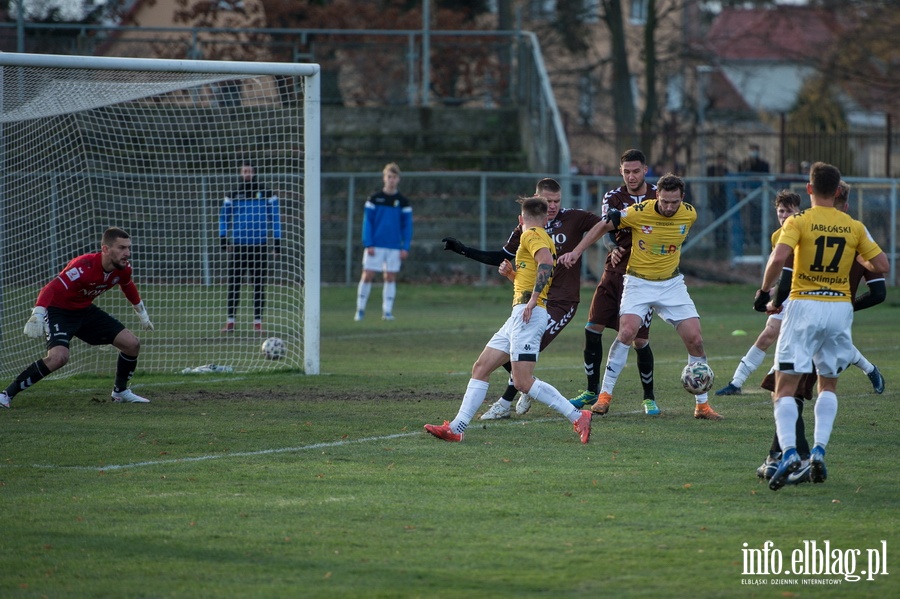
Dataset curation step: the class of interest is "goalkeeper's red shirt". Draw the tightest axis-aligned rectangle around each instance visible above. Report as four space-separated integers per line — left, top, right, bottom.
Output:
35 252 141 310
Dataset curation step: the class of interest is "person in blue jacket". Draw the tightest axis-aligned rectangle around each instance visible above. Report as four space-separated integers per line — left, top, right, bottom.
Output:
219 160 282 333
355 163 413 321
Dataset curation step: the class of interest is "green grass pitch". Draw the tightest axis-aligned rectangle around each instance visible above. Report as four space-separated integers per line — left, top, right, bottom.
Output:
1 283 897 598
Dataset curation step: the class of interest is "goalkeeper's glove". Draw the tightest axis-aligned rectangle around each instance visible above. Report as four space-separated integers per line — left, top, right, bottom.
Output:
133 301 155 331
23 306 49 338
753 289 771 313
442 237 466 255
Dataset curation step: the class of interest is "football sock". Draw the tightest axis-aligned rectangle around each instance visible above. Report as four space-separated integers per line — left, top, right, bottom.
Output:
451 379 490 434
773 395 799 451
850 347 874 374
813 391 838 448
583 329 603 393
634 343 654 399
732 345 766 388
689 355 709 404
382 281 396 314
7 359 50 398
794 398 810 459
356 281 372 311
529 378 580 423
114 353 138 393
600 339 629 394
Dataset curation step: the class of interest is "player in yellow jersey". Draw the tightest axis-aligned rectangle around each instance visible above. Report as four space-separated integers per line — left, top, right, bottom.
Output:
559 173 723 420
757 162 889 491
425 196 593 444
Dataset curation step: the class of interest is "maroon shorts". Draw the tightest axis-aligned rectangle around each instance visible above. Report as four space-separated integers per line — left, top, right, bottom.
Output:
541 299 579 351
587 270 651 340
760 371 816 400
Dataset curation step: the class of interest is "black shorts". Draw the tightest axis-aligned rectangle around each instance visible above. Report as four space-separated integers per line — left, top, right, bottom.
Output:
587 270 651 340
47 305 126 349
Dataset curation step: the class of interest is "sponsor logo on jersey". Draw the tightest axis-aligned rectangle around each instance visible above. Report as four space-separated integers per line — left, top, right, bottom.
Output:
65 268 81 282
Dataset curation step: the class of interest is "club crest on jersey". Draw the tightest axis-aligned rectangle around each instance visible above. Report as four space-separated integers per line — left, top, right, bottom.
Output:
65 267 81 282
641 226 653 234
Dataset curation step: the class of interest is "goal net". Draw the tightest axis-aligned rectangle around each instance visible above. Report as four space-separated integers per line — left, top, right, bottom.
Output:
0 54 321 377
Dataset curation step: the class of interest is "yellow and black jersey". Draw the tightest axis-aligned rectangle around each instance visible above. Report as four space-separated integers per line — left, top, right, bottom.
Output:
512 227 556 308
617 199 697 281
776 206 883 302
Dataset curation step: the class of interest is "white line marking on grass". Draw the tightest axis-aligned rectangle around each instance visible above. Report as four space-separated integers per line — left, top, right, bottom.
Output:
19 432 422 472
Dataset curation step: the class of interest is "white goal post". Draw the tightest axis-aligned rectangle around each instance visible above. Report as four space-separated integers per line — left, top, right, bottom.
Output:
0 53 321 376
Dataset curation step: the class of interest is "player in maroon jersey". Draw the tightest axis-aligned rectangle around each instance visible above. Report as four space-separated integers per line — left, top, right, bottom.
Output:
0 227 155 409
569 149 658 416
442 176 603 419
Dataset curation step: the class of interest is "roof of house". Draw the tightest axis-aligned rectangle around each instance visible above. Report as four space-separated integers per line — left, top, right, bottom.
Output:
705 6 844 62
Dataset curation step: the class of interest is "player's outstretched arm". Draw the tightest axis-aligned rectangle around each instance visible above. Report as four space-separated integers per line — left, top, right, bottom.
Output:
441 237 507 267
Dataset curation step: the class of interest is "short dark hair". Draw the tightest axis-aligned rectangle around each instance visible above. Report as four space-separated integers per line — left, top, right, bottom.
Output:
774 189 801 210
809 162 841 198
620 149 646 165
535 178 561 194
656 173 684 195
519 195 549 219
102 227 130 247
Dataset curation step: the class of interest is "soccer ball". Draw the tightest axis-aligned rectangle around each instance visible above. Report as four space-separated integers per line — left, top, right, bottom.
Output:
681 361 714 395
261 337 286 360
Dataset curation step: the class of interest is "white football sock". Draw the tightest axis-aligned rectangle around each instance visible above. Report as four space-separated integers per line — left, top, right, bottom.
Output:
529 379 580 423
773 395 799 451
813 391 838 448
732 345 766 388
600 339 629 394
450 379 489 434
850 347 873 374
356 281 372 311
382 281 396 314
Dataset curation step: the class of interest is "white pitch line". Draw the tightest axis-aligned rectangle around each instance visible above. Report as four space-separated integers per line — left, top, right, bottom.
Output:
21 432 423 472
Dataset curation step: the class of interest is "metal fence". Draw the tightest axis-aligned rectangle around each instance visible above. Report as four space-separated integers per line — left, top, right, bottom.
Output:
327 171 898 287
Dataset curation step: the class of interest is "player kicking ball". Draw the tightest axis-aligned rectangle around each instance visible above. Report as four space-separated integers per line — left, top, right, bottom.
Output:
0 227 154 409
424 196 592 443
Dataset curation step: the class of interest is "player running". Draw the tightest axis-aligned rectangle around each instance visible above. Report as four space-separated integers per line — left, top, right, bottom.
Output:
718 184 885 397
441 177 602 419
425 196 592 444
0 227 155 409
756 162 888 490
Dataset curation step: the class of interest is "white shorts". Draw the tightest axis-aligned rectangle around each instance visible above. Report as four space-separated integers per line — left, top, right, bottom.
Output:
486 304 548 362
775 299 854 377
620 274 699 325
362 247 402 273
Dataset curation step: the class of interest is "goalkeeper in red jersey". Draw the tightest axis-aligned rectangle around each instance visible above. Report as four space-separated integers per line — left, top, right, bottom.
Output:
0 227 154 409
